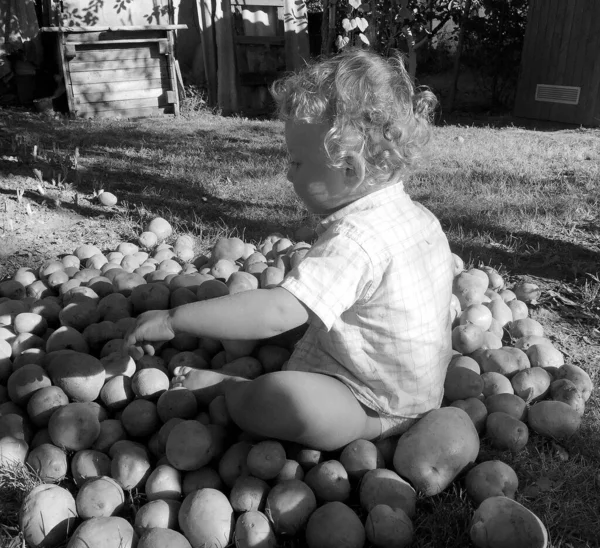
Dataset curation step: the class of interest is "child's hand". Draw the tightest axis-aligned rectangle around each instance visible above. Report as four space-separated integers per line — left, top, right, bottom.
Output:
123 309 176 350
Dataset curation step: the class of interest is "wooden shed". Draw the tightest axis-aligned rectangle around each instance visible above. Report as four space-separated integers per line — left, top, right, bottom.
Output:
513 0 600 127
40 0 309 118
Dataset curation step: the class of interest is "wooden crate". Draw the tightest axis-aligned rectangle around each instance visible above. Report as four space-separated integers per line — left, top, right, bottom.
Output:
43 26 186 119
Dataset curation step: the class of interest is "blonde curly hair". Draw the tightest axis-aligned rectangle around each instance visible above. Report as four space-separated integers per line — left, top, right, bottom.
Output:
271 48 437 186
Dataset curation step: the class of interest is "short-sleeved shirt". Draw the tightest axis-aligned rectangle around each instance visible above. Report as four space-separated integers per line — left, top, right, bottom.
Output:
280 181 454 420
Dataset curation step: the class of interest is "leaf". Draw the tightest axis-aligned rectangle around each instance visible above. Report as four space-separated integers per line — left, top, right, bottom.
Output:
399 7 413 19
335 35 350 49
356 17 368 32
358 2 371 12
350 17 358 30
349 0 362 8
341 18 352 32
358 33 370 45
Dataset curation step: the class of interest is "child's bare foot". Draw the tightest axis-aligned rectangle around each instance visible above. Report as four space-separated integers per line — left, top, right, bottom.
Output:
171 366 246 406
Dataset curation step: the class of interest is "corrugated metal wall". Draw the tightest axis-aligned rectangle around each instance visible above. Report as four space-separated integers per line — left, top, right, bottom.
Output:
514 0 600 126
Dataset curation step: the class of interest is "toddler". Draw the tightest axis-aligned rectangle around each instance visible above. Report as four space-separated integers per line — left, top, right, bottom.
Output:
125 48 454 451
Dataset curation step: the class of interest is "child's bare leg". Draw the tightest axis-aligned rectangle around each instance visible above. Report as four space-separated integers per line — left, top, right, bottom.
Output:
224 371 382 451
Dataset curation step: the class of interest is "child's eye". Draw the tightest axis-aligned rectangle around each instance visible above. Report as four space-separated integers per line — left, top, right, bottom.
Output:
288 160 300 169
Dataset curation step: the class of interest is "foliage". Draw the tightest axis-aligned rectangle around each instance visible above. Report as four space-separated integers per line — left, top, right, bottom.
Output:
462 0 529 108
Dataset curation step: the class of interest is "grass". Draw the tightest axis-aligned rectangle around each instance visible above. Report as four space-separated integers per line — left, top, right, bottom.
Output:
0 106 599 548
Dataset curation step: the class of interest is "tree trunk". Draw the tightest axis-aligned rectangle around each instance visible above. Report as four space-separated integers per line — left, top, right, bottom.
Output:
448 0 473 112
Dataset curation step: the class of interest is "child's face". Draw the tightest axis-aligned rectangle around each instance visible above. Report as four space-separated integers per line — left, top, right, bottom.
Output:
285 120 357 215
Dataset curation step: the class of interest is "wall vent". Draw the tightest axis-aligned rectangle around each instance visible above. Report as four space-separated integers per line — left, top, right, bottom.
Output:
535 84 580 105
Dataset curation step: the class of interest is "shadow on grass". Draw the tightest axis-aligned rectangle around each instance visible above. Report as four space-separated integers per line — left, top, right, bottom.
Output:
2 109 598 278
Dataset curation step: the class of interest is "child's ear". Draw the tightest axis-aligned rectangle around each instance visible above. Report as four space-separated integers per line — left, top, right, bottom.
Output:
344 154 365 190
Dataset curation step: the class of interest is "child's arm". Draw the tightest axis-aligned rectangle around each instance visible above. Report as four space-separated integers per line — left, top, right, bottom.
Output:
124 287 310 347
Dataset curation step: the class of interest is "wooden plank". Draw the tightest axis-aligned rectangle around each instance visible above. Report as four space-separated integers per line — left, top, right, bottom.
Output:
231 0 283 6
77 106 171 119
283 0 309 71
234 35 285 45
75 87 166 105
71 47 161 62
66 30 168 42
198 0 218 107
70 66 169 84
69 39 168 48
74 97 167 113
72 78 170 95
42 25 187 32
166 31 180 116
546 0 569 120
513 0 536 117
58 33 77 118
579 0 600 125
69 58 163 72
216 0 239 114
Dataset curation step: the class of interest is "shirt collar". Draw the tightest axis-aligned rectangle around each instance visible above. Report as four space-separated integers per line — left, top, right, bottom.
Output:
316 181 406 234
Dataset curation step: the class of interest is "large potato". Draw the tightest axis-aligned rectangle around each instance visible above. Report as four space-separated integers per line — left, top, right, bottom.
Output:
66 516 138 548
465 460 519 505
234 511 277 548
20 484 78 548
305 501 365 548
527 400 582 440
179 488 234 548
359 468 416 518
264 479 316 536
393 407 479 496
555 364 593 401
470 496 548 548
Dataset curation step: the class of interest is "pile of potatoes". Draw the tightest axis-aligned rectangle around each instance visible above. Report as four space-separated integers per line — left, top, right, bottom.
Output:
0 216 593 548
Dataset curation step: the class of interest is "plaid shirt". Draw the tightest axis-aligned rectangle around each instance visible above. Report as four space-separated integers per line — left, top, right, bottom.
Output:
280 182 454 419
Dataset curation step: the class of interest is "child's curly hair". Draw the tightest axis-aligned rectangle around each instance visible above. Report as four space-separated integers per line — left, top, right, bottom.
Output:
271 48 437 186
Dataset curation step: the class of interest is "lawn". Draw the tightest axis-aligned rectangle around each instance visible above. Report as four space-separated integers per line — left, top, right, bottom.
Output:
0 105 599 548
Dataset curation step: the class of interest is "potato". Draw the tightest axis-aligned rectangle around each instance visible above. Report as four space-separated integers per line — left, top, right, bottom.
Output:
555 364 593 401
66 516 137 548
472 348 527 377
481 372 514 397
549 379 585 415
365 504 413 548
393 407 479 496
182 467 224 496
75 476 124 519
109 440 152 490
136 499 181 530
527 400 582 440
138 528 192 548
20 484 78 548
447 354 481 374
275 459 305 483
511 368 552 403
7 364 51 406
0 436 29 465
465 460 519 505
486 412 529 453
264 479 317 536
339 438 384 480
166 420 213 471
48 403 101 451
304 460 351 502
218 441 252 488
525 343 564 369
71 449 112 486
246 439 286 480
46 351 105 402
179 488 234 548
444 366 484 402
450 397 488 433
485 393 527 422
359 468 416 518
507 318 544 339
26 443 68 483
470 496 548 548
234 511 277 548
229 475 270 512
305 501 365 548
145 464 182 501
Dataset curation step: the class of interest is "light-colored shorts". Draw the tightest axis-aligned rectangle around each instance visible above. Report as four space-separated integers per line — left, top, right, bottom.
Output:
377 413 418 440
